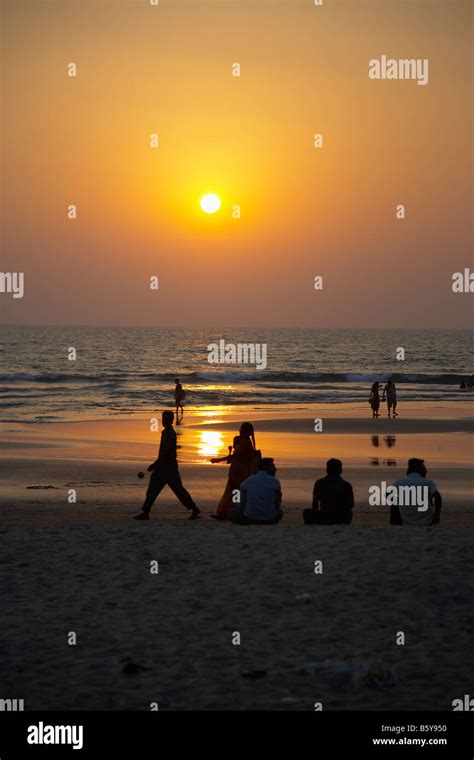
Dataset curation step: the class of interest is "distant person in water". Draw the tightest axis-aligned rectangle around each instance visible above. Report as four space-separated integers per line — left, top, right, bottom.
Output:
134 410 201 521
382 379 398 417
174 378 185 423
303 458 354 525
368 382 381 418
390 458 442 526
231 458 283 525
210 422 257 520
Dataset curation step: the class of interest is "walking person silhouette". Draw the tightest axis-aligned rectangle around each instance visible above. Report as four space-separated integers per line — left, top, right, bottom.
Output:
383 380 398 418
368 382 381 418
134 410 201 521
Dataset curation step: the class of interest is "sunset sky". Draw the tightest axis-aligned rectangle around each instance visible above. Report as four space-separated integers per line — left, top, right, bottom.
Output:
1 0 472 327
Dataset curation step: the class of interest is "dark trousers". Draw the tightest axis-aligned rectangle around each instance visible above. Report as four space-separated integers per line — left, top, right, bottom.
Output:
303 508 352 525
142 468 196 514
231 510 283 525
390 504 403 525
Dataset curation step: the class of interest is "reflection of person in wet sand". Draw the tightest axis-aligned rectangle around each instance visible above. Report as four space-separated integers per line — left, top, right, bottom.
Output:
174 378 185 424
382 379 398 418
368 382 381 418
209 422 257 521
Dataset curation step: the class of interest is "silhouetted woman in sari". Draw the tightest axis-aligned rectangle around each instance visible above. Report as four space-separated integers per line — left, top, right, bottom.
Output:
210 422 257 520
369 382 381 418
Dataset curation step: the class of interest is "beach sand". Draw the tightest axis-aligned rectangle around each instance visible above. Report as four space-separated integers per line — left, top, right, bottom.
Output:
1 403 472 710
1 402 472 525
0 524 472 711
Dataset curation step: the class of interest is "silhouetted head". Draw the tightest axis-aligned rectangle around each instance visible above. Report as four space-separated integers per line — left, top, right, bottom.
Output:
175 378 179 385
232 435 241 448
407 458 426 477
387 380 393 386
326 458 343 476
258 457 276 476
162 410 174 428
239 422 254 438
371 382 379 391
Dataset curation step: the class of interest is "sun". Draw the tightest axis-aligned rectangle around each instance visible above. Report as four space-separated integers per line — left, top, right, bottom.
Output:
200 193 221 214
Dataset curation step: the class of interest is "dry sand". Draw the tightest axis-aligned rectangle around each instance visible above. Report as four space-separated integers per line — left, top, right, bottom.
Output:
0 524 472 711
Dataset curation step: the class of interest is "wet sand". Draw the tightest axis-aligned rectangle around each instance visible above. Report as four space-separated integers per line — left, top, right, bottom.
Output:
1 403 472 526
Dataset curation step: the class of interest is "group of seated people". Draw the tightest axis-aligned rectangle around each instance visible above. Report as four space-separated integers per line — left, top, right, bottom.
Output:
232 457 442 526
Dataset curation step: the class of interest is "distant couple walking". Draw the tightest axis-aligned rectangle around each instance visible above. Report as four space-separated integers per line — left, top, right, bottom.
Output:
369 380 398 418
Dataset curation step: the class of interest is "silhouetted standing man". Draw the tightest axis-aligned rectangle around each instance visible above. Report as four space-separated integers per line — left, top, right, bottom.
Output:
383 380 398 418
174 378 185 423
134 411 201 521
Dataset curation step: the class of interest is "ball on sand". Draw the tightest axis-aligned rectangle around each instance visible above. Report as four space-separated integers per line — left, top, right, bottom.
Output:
137 472 145 479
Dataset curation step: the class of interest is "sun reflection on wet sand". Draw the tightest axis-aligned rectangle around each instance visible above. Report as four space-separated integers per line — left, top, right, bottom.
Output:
197 430 225 460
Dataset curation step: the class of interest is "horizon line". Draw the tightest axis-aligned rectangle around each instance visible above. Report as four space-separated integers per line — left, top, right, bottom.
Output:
1 324 473 331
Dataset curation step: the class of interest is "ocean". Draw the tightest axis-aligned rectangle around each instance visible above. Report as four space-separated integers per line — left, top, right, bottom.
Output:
0 326 472 422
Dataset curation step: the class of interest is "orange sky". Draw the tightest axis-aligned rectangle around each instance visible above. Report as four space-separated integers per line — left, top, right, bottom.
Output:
1 0 472 327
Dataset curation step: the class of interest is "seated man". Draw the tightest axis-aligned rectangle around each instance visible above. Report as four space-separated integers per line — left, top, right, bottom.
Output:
391 458 442 526
232 458 283 525
303 458 354 525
